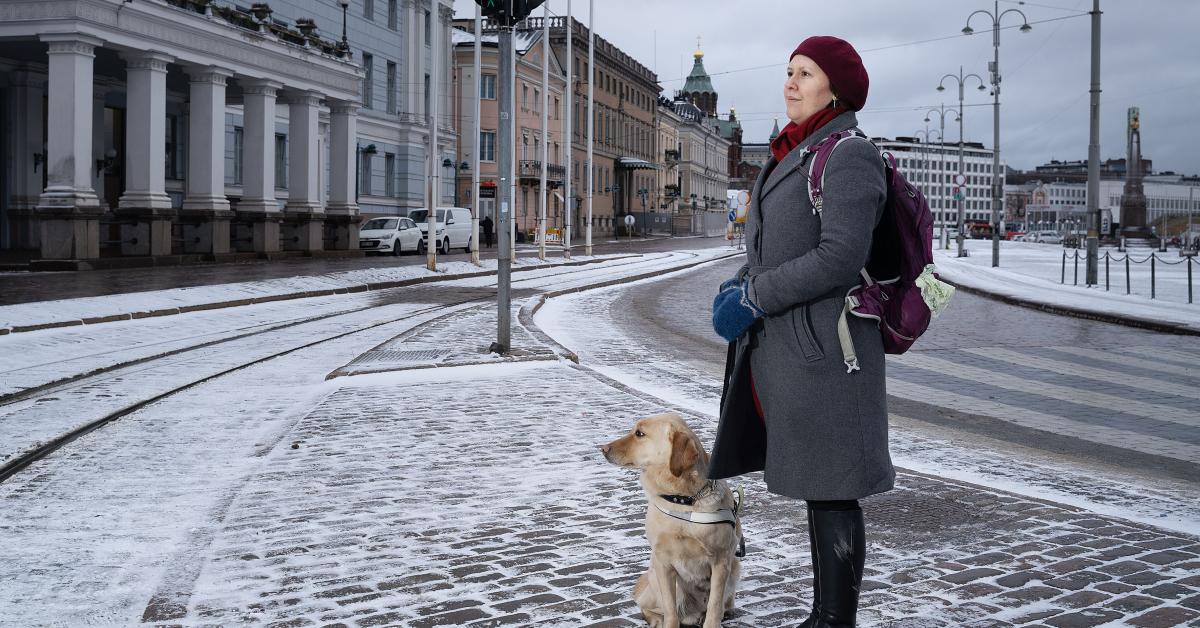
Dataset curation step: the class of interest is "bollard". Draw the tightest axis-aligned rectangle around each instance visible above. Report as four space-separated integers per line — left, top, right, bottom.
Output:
1061 250 1067 284
1125 255 1130 295
1105 254 1110 291
1189 257 1194 304
1074 251 1079 286
1151 254 1156 300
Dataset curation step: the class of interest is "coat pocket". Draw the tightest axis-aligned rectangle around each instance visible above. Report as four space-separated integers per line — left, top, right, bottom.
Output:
790 304 824 362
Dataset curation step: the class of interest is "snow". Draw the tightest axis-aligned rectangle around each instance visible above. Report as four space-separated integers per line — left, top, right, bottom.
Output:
0 254 624 333
935 240 1200 331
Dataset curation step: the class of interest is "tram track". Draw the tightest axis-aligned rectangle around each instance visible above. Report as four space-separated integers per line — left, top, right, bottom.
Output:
0 250 727 484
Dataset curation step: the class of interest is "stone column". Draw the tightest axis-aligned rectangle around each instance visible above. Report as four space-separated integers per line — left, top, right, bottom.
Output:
238 79 283 253
182 66 235 255
36 34 104 261
326 101 360 250
282 91 324 252
117 51 176 257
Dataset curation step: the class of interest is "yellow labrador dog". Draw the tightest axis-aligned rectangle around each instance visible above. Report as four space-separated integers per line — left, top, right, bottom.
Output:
600 413 743 628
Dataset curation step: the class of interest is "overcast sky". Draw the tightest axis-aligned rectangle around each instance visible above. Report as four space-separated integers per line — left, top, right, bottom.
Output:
451 0 1200 175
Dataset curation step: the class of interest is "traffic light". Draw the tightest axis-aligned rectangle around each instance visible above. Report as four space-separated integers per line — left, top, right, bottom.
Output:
475 0 544 27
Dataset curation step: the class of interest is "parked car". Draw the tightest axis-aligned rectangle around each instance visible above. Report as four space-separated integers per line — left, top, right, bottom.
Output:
1032 230 1063 244
408 207 473 254
359 216 421 255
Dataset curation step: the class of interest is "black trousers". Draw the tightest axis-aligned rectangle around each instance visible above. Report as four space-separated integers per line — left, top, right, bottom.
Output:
806 499 860 511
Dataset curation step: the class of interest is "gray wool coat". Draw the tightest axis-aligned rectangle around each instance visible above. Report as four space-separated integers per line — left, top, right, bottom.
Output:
707 111 896 501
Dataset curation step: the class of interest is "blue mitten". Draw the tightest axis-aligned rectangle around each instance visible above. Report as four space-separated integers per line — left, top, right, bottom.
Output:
719 275 741 293
712 280 765 343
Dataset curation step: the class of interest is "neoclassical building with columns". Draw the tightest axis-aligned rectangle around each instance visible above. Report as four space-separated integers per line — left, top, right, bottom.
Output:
0 0 455 266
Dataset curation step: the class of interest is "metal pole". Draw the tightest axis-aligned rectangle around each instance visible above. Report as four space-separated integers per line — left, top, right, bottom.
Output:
585 0 594 256
538 5 549 261
495 24 514 353
426 2 440 271
957 68 966 257
470 4 482 265
563 0 573 258
991 0 1002 267
1086 0 1101 284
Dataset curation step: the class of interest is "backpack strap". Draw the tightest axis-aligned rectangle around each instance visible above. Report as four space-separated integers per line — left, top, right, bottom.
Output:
805 129 873 216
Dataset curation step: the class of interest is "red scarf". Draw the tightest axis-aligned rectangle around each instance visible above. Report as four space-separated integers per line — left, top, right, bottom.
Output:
770 105 849 162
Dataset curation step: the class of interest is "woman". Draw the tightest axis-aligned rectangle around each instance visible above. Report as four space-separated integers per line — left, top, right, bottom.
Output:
708 36 893 627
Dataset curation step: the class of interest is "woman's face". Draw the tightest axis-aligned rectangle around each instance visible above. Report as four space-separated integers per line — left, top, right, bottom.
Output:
784 54 835 124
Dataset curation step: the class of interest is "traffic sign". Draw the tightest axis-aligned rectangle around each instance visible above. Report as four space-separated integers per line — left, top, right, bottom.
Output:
624 215 635 226
953 187 965 202
728 211 736 223
954 173 966 186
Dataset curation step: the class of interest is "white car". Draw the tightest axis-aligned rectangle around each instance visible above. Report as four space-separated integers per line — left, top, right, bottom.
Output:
1033 230 1063 244
359 216 421 255
408 207 473 254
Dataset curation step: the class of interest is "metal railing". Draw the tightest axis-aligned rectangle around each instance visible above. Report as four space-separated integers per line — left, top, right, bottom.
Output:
1061 249 1200 303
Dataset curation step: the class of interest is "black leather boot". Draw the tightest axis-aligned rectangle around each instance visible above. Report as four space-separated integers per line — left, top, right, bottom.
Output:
798 502 865 627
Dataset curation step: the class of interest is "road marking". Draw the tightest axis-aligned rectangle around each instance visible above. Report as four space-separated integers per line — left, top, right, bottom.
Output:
887 380 1200 463
1117 345 1200 368
891 353 1200 429
962 347 1200 401
1048 345 1200 381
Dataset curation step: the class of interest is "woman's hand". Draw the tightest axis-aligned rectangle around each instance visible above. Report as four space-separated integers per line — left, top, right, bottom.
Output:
712 281 765 343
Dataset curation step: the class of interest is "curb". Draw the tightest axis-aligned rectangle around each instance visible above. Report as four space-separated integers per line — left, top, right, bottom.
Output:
942 279 1200 337
0 255 639 336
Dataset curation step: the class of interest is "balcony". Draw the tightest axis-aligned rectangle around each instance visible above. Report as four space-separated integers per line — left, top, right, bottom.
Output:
518 161 566 186
664 149 681 164
663 184 681 198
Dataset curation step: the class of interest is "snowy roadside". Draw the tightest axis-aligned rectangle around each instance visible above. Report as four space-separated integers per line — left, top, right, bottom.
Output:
934 241 1200 334
0 254 627 334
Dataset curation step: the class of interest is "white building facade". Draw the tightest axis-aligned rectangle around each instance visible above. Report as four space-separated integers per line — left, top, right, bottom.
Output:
0 0 454 265
1023 178 1200 237
874 138 1002 231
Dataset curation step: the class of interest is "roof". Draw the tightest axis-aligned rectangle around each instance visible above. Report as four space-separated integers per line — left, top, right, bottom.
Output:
617 157 657 170
710 115 741 140
452 27 539 55
682 53 714 94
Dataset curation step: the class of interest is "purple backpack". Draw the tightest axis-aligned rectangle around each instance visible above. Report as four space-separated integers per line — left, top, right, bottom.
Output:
805 130 939 373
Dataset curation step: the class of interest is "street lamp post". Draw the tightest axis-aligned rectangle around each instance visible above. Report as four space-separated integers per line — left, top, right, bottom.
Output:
336 0 349 53
963 0 1032 267
925 104 961 249
938 66 986 258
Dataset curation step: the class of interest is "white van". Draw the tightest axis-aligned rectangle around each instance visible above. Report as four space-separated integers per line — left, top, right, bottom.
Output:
1033 230 1063 244
408 207 473 254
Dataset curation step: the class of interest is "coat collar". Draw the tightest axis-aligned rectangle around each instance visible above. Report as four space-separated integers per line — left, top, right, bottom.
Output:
759 111 860 202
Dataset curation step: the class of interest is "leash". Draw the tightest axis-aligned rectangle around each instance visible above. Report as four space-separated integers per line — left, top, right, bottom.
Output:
655 484 747 557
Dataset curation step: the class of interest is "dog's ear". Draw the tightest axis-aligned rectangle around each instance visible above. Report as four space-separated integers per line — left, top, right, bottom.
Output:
669 429 699 477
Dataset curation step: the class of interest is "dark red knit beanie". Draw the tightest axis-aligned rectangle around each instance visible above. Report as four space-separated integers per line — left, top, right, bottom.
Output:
790 36 869 111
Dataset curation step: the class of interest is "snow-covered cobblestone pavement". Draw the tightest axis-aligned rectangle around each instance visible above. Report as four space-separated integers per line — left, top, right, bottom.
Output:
2 247 1199 627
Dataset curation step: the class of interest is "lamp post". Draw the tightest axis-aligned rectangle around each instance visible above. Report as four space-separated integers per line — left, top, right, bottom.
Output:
963 0 1032 267
925 104 961 248
336 0 349 53
938 66 986 258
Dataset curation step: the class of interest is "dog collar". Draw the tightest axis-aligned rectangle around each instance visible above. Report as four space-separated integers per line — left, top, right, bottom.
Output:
657 480 715 507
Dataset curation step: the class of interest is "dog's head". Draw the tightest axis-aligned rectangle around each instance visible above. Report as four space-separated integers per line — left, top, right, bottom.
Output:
599 412 704 478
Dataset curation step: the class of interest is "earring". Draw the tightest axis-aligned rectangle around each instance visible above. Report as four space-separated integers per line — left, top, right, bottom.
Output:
832 97 839 107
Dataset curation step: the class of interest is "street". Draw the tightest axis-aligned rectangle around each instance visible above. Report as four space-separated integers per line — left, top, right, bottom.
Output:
2 246 1198 627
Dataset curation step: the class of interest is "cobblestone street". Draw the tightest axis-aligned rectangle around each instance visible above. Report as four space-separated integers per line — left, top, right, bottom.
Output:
2 251 1198 627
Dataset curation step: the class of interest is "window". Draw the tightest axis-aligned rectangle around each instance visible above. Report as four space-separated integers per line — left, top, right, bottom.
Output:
364 0 374 20
165 114 183 180
534 88 540 112
480 131 496 161
231 126 243 185
522 83 529 110
387 0 397 29
522 133 529 160
362 53 374 109
386 61 397 114
424 10 431 44
361 152 372 195
480 73 496 99
275 133 287 189
554 97 559 120
424 73 430 118
385 153 395 196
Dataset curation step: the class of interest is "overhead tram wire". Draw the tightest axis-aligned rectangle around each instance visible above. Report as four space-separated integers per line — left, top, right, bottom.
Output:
655 12 1090 86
